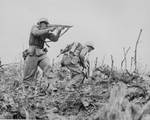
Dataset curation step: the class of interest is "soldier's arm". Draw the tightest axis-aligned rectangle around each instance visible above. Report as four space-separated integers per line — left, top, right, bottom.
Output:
31 25 50 36
47 33 59 42
46 27 65 42
79 48 88 61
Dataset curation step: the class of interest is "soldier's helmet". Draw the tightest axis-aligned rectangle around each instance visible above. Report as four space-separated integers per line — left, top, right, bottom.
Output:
37 18 49 25
85 41 95 50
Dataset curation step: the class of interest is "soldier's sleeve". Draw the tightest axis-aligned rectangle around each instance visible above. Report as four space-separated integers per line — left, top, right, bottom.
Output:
31 25 49 36
46 33 59 42
79 48 88 60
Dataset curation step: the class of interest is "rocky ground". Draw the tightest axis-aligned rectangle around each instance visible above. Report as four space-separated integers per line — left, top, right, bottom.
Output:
0 62 150 120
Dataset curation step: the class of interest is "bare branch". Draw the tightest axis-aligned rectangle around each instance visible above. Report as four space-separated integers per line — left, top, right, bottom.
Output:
130 56 134 72
101 55 106 66
121 47 131 70
134 29 142 72
111 55 114 71
94 57 98 70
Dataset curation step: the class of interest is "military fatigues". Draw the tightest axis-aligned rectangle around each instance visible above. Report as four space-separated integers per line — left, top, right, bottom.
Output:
61 42 91 89
23 25 59 85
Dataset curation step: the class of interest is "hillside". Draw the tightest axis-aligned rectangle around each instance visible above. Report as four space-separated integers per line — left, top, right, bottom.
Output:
0 59 150 120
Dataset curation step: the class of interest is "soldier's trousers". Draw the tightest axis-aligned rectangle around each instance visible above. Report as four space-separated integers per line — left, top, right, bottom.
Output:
23 54 51 86
68 72 85 89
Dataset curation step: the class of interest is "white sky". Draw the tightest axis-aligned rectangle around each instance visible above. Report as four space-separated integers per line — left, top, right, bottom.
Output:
0 0 150 70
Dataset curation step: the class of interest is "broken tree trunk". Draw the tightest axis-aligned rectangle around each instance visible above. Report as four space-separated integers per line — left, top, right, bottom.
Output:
121 47 130 71
134 29 142 73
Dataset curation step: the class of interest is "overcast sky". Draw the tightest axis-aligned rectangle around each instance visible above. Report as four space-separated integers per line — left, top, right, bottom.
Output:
0 0 150 71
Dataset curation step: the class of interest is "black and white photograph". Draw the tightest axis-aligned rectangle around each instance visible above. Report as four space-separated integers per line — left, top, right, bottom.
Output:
0 0 150 119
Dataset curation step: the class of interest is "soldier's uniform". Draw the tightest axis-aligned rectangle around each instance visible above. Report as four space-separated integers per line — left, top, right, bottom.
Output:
61 42 94 89
23 18 60 86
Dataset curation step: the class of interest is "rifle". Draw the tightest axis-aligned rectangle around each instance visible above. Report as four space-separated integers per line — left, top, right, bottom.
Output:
47 24 73 29
48 24 73 37
57 49 69 57
45 24 73 47
57 49 68 58
57 42 75 57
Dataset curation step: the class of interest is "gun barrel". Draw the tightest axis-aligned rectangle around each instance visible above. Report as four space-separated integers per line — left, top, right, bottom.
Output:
48 24 73 28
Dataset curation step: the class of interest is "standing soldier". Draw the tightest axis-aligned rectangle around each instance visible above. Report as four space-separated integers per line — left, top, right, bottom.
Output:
23 18 64 86
60 42 95 90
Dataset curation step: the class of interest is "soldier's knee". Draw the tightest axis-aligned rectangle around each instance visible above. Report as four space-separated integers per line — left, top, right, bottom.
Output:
43 65 53 78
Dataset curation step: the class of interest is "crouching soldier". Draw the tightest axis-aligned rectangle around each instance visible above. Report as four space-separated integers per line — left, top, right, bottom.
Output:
60 42 95 90
23 18 64 87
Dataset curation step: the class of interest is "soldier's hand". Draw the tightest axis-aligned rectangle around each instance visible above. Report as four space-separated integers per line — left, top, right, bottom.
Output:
61 26 66 30
58 26 65 31
48 27 56 32
51 27 56 32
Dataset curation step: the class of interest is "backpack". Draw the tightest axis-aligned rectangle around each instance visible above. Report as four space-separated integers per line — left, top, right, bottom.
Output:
60 42 83 67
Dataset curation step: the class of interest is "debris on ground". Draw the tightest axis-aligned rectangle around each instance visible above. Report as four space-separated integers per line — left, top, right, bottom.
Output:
0 61 150 120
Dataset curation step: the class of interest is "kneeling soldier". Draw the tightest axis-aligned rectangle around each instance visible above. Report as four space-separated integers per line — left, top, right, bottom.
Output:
60 42 95 90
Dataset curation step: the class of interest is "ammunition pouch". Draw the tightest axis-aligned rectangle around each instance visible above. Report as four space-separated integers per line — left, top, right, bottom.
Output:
23 46 48 60
22 49 30 60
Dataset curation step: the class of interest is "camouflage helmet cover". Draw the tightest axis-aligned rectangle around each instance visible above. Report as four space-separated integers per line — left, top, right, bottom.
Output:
85 41 95 50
